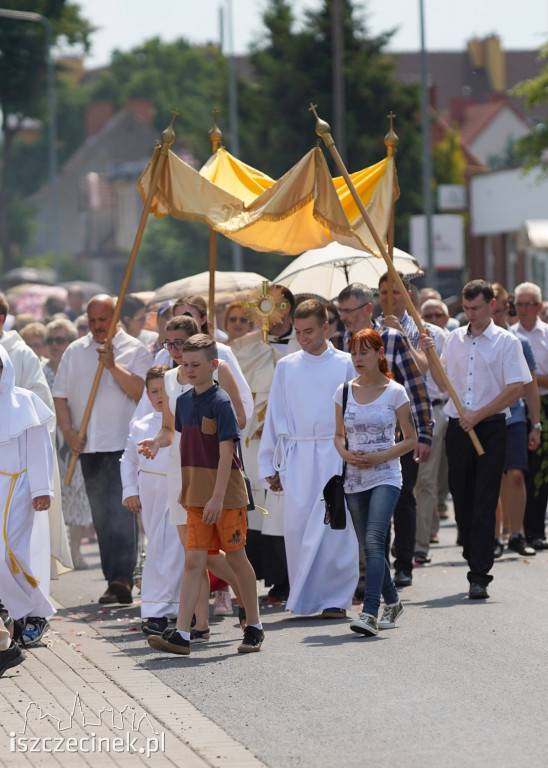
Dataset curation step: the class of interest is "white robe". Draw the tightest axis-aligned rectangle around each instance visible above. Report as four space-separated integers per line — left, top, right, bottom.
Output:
120 411 183 619
0 330 72 576
0 348 56 625
257 344 359 615
231 329 300 537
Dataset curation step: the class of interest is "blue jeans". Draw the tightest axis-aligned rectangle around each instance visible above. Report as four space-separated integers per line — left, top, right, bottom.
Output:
346 485 401 616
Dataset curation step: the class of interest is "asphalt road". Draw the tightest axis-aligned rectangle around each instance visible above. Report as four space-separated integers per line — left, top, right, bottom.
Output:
51 508 547 768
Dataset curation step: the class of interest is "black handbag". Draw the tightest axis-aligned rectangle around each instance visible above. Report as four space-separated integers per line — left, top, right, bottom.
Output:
323 382 349 530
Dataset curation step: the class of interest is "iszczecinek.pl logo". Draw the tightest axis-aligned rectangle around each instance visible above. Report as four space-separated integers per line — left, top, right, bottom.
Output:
10 692 165 758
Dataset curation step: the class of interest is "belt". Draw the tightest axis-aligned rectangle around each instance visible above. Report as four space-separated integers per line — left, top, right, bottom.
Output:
273 434 333 472
431 399 447 407
449 413 505 423
0 469 39 588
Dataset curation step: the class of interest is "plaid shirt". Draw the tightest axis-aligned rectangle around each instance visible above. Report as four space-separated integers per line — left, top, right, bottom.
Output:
333 327 434 445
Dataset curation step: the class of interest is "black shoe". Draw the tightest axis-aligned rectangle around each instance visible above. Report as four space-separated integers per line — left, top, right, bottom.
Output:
190 628 211 643
494 540 504 559
508 534 536 557
21 617 50 647
321 607 346 619
469 582 489 599
237 625 264 653
414 552 431 565
394 571 412 587
0 641 24 677
142 617 169 636
529 537 548 550
148 628 190 655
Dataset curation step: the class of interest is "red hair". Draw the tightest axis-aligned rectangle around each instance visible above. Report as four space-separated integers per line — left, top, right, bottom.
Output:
349 329 393 379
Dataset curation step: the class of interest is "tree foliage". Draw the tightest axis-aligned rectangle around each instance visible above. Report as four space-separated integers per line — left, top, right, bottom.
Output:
511 43 548 173
0 0 94 271
238 0 422 253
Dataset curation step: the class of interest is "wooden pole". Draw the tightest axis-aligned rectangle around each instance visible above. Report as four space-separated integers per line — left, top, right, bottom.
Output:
207 109 223 332
385 112 398 316
65 113 178 485
310 104 484 456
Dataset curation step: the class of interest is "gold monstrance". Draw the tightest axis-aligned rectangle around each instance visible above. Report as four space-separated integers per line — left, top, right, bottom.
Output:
242 281 288 343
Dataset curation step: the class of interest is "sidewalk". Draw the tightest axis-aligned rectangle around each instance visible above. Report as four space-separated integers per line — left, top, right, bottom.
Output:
1 589 267 767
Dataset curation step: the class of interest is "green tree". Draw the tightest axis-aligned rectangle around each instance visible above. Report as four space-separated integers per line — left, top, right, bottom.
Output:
0 0 94 271
90 38 229 161
238 0 422 252
511 43 548 173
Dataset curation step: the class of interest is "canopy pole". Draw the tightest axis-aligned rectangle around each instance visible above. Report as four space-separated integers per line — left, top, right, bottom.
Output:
207 109 223 331
65 112 179 485
385 112 398 316
309 104 484 456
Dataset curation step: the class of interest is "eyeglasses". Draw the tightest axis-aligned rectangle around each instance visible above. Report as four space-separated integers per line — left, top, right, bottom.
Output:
515 301 539 308
327 316 338 325
46 336 69 345
162 339 186 350
422 313 445 320
338 302 369 316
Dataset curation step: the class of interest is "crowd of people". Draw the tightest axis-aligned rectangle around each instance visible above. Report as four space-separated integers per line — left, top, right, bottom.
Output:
1 272 547 672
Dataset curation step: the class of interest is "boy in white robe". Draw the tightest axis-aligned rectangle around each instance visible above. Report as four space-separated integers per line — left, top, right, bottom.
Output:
257 300 359 617
120 365 183 636
0 346 55 643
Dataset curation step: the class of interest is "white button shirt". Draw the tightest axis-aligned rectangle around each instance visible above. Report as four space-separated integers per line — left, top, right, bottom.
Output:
53 330 153 452
515 317 548 395
441 321 531 419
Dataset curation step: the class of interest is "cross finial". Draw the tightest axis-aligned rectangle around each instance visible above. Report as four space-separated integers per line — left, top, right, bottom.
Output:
384 111 398 156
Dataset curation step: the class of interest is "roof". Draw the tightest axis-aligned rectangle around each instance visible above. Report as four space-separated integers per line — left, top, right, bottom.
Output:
456 99 529 145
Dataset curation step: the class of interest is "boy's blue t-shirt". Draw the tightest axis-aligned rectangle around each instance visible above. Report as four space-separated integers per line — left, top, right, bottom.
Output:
175 382 248 509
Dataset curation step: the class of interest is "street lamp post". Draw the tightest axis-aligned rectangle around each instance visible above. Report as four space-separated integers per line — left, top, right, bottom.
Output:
0 8 59 279
419 0 435 288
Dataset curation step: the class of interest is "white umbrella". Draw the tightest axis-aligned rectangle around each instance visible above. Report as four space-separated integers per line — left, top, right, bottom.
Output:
273 242 423 299
152 270 267 303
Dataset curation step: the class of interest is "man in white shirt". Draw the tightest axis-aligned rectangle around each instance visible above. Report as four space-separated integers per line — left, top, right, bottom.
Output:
53 295 152 604
420 280 531 599
513 281 548 550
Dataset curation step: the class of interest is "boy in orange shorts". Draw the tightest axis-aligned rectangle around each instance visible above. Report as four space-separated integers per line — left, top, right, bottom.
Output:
148 334 264 655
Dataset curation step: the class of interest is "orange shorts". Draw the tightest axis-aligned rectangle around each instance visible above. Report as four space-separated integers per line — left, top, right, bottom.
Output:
185 506 247 552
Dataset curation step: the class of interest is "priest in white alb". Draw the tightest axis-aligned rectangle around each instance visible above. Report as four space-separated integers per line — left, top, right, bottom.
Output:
0 346 55 625
257 299 358 618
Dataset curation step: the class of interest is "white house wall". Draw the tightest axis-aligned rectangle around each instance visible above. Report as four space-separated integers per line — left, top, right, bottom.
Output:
470 166 548 236
470 109 530 166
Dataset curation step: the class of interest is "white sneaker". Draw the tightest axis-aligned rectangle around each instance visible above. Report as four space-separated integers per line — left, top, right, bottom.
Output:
350 613 378 637
213 588 233 616
378 600 404 629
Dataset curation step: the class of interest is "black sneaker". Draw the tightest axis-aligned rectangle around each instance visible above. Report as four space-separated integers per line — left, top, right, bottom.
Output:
148 628 190 655
494 539 504 559
189 628 211 643
0 641 24 677
237 625 264 653
142 617 168 636
394 571 412 588
507 534 536 557
21 617 50 647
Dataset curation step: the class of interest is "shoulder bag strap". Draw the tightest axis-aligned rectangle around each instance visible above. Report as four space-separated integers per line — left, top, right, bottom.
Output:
341 381 349 482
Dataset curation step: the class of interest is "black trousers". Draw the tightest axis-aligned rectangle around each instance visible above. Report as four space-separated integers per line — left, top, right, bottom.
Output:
446 417 506 586
391 450 418 575
80 451 138 586
524 394 548 542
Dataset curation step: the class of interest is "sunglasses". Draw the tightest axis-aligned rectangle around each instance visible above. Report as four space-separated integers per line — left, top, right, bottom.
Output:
422 313 445 320
162 339 186 350
228 316 249 323
46 336 69 345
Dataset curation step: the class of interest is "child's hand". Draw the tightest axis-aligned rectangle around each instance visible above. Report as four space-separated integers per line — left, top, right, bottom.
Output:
138 438 159 459
124 495 142 514
202 498 222 525
32 495 51 511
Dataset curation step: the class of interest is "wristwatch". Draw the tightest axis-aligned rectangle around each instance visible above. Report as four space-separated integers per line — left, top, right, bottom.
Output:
532 422 542 430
